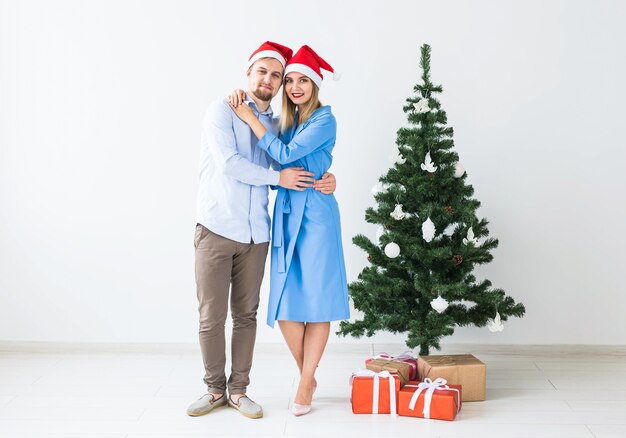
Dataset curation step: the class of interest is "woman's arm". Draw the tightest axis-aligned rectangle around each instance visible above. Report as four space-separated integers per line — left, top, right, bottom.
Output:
229 102 268 139
230 102 336 165
256 113 335 164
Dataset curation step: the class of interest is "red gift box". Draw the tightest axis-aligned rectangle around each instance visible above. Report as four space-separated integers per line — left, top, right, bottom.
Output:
365 351 418 380
398 378 462 421
350 370 401 414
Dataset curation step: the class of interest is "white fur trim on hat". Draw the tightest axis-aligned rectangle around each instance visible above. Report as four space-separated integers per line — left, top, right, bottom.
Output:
285 63 323 88
248 50 287 68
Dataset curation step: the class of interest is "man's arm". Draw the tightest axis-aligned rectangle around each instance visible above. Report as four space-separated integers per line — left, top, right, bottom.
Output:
271 156 334 193
314 172 337 195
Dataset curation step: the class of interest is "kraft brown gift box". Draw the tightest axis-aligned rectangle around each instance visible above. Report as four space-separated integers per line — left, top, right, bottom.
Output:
366 359 411 387
417 354 486 401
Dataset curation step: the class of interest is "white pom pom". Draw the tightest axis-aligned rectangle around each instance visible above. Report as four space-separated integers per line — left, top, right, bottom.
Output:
443 223 457 236
375 226 386 244
333 71 341 81
371 183 385 196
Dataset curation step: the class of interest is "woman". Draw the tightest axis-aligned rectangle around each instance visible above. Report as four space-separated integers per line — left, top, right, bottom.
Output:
229 45 349 416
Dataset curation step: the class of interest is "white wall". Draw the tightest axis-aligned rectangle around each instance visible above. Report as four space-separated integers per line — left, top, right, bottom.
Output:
1 0 625 346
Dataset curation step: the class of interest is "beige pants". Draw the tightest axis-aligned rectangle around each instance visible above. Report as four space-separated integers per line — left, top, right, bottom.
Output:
194 224 269 395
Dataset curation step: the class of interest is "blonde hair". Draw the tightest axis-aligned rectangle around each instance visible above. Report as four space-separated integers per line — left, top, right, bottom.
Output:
279 82 322 134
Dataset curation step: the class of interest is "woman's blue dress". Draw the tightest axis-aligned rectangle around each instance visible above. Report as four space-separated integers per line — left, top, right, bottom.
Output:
256 105 350 327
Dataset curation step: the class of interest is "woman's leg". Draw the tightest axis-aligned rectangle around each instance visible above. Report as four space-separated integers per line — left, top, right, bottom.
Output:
278 320 305 372
295 322 330 405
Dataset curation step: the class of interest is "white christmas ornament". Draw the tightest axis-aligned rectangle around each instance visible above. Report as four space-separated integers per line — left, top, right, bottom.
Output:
421 152 438 173
384 242 400 258
453 162 465 178
414 98 431 113
462 227 479 246
422 217 436 242
390 204 407 220
487 311 504 332
375 226 386 244
430 296 449 313
389 146 407 165
371 183 386 196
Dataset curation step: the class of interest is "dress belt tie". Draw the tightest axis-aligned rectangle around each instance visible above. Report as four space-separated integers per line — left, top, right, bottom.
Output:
272 190 291 273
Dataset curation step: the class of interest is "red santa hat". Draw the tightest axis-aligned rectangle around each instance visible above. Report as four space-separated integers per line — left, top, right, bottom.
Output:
285 45 339 88
247 41 293 69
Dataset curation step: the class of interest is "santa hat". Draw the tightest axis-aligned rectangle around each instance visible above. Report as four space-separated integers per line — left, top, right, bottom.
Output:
247 41 293 69
285 45 339 88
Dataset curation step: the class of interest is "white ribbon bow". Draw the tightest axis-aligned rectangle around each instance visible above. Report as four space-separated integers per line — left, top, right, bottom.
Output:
351 369 397 415
370 351 415 360
369 351 418 378
407 377 461 418
370 352 392 360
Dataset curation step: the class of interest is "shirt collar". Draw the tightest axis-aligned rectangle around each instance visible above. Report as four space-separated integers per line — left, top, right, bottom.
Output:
245 95 273 117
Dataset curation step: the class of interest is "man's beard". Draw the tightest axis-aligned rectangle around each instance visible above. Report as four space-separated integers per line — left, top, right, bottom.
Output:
251 85 272 102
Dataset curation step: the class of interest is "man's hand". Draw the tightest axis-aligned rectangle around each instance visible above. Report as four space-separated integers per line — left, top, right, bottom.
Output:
313 172 336 194
279 167 315 191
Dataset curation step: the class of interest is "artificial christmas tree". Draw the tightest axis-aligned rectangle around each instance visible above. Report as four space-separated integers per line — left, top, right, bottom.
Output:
338 44 525 355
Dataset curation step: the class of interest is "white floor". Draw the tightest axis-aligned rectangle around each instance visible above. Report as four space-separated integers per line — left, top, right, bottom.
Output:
1 343 626 438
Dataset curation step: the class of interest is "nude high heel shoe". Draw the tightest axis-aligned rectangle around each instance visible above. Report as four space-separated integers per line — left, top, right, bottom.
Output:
291 403 311 416
292 377 316 416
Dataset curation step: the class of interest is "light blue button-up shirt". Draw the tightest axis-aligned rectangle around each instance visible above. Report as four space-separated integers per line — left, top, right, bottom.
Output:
196 96 280 244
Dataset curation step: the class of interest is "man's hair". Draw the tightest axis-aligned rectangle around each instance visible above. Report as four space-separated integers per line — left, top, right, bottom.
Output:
279 82 322 134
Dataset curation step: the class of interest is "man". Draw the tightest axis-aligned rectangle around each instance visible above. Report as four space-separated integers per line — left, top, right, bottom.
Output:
188 42 336 419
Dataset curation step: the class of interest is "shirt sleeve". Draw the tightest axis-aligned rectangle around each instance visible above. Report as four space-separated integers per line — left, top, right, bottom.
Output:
257 111 336 164
202 100 280 186
269 158 281 171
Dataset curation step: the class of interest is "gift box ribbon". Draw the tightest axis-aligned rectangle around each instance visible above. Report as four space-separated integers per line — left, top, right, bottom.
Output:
370 351 414 361
407 377 461 419
351 369 397 415
368 351 418 379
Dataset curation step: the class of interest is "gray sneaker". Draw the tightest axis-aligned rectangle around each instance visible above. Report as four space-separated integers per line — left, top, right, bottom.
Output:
228 395 263 419
186 393 227 417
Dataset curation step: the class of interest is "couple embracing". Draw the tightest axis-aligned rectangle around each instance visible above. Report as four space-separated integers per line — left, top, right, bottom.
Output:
189 42 349 419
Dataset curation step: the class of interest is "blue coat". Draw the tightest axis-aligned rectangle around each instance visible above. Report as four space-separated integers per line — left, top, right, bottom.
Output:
257 106 350 327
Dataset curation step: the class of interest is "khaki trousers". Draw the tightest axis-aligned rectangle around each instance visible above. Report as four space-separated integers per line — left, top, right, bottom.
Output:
194 224 269 395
